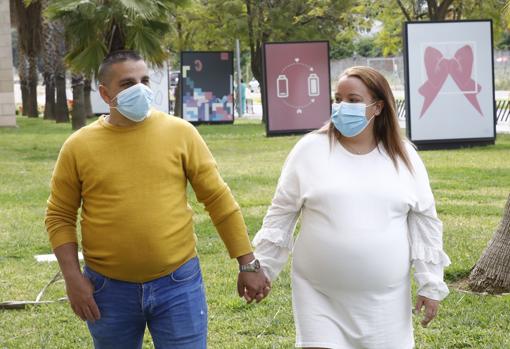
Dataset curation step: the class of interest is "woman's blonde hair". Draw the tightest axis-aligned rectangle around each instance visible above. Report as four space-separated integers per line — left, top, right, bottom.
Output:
318 65 413 172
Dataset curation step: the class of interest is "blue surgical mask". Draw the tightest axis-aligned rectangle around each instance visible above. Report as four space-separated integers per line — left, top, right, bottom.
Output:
331 101 377 137
111 83 154 122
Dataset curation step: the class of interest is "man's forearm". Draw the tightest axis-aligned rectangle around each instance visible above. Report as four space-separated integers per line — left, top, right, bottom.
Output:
53 242 82 280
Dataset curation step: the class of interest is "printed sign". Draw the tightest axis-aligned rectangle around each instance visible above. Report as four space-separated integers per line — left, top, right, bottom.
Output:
181 51 234 123
403 20 495 148
263 41 331 135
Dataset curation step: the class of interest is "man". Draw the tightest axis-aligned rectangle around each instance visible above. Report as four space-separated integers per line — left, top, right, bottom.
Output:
45 50 269 349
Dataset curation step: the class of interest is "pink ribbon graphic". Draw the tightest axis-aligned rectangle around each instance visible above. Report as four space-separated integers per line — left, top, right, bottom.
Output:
418 45 482 117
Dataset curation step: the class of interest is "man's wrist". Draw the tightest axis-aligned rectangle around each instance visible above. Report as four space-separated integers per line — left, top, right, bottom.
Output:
239 258 260 273
237 253 255 266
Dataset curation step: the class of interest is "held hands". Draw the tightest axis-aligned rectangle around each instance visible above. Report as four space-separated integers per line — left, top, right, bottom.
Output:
414 295 439 327
65 273 101 323
237 271 271 304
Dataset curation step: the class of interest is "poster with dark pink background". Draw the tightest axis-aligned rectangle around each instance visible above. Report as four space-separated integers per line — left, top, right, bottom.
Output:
263 41 331 135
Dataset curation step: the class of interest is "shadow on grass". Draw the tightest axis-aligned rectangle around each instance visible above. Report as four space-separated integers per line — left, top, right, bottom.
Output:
445 268 473 283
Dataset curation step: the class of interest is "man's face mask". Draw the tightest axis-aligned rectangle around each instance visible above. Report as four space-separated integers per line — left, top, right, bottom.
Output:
109 83 154 122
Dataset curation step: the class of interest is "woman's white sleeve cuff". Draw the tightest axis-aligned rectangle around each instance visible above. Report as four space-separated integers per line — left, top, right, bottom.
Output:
415 272 450 301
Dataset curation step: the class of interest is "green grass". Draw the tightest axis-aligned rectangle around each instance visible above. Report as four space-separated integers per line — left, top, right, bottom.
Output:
1 116 510 348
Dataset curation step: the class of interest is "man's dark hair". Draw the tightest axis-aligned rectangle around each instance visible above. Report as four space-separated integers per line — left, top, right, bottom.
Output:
98 50 143 84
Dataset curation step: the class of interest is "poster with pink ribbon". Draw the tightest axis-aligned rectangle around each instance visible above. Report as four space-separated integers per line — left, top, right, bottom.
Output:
263 41 331 135
404 20 495 148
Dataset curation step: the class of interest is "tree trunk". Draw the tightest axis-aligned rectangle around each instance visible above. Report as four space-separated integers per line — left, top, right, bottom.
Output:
43 75 56 120
252 43 266 124
18 49 29 116
55 71 69 123
174 78 181 117
54 21 69 123
84 78 94 118
246 0 267 124
41 0 56 120
71 74 86 130
26 54 39 118
468 193 510 294
12 0 42 117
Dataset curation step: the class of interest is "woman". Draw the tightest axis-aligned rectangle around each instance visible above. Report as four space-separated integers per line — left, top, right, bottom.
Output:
253 66 450 349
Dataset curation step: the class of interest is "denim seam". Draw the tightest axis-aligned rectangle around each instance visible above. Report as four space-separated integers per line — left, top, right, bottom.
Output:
83 268 109 294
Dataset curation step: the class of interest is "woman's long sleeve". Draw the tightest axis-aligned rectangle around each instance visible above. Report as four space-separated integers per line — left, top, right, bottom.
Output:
253 146 304 281
407 146 451 301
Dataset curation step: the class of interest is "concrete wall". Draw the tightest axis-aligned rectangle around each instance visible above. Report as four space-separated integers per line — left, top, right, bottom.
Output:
0 0 16 127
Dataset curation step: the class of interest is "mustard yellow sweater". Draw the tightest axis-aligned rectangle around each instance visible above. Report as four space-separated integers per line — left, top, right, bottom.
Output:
45 111 252 282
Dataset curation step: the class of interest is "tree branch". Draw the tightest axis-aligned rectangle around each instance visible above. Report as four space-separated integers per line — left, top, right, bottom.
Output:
396 0 412 21
437 0 455 20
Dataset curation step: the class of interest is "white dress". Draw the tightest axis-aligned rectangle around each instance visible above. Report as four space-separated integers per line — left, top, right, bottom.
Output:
253 133 450 349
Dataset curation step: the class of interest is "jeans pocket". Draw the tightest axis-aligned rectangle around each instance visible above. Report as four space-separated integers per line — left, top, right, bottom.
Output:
170 257 200 283
83 266 108 294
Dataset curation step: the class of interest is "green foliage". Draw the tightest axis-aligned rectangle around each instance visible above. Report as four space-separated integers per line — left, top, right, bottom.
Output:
365 0 509 57
1 117 510 347
45 0 186 77
166 0 248 65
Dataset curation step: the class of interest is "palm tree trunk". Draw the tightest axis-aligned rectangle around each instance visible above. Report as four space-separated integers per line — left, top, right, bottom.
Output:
41 0 56 120
26 54 39 118
54 22 69 123
71 73 86 130
18 48 29 116
12 0 42 117
84 78 94 118
174 78 181 117
55 71 69 123
43 74 56 119
468 193 510 294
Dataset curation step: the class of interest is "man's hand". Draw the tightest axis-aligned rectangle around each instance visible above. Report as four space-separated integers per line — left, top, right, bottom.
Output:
236 253 271 303
65 273 101 322
237 271 271 303
414 295 439 327
53 243 101 322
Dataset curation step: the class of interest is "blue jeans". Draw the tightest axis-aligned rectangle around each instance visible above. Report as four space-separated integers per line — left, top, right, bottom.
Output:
83 257 207 349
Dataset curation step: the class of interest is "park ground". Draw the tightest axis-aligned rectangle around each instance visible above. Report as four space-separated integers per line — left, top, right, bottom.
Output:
1 117 510 348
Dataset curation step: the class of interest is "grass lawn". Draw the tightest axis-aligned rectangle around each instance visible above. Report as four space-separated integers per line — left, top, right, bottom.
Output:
1 116 510 348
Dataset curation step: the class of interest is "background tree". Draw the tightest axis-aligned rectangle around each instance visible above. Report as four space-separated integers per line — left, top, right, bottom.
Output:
468 194 510 293
70 73 85 130
467 0 510 295
11 0 42 118
369 0 508 56
40 0 56 120
53 21 70 123
245 0 355 121
47 0 184 129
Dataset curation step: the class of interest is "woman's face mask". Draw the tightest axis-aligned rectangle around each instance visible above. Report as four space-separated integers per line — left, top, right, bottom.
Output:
331 101 377 137
110 83 154 122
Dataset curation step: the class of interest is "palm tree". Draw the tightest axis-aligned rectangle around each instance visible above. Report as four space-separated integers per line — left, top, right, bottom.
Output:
11 0 43 118
46 0 186 130
41 0 56 120
84 78 94 118
17 40 29 116
468 194 510 293
467 0 510 295
71 73 86 130
53 21 70 123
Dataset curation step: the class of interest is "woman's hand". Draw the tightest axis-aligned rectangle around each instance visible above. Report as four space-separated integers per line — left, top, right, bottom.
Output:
414 295 439 327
